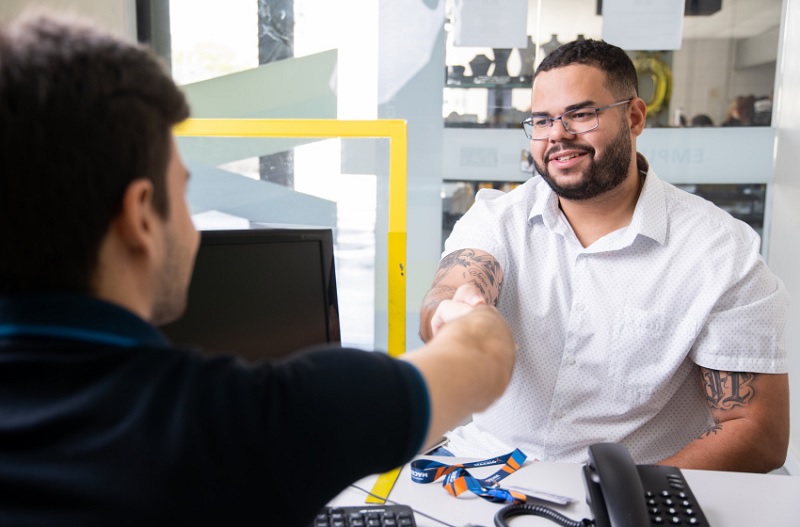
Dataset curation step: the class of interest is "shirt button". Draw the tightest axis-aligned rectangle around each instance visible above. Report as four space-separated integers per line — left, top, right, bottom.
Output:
567 357 576 366
574 303 585 312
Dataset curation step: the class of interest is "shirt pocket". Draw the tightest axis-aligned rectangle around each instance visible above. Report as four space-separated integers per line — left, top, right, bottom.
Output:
607 305 698 400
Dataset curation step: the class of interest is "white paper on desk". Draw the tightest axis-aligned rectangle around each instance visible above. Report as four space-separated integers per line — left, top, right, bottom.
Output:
452 0 528 49
601 0 684 51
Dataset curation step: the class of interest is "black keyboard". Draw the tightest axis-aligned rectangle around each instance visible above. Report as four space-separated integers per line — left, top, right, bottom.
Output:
311 505 417 527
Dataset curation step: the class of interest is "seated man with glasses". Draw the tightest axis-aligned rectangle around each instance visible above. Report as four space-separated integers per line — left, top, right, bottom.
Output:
419 38 789 473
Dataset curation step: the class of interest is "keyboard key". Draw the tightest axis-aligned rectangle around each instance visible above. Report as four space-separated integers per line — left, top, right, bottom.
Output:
311 505 417 527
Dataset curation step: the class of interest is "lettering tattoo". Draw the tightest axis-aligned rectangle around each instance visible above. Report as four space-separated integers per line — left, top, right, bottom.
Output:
433 249 503 305
702 369 756 411
694 369 755 441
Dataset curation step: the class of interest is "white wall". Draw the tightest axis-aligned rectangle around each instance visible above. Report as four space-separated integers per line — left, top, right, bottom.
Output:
0 0 136 39
769 0 800 474
671 38 734 125
671 38 777 126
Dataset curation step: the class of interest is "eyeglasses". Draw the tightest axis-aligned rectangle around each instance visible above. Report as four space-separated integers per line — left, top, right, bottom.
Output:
522 99 632 140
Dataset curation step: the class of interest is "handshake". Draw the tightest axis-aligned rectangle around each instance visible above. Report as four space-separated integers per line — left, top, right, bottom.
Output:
403 284 516 451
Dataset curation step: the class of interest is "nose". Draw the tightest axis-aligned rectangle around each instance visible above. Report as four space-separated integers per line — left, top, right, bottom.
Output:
548 118 576 142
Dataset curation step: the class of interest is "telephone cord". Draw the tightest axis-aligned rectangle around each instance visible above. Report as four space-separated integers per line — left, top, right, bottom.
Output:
493 503 592 527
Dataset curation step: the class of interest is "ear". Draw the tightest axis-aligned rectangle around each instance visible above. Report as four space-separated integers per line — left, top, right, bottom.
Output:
113 178 160 256
628 97 647 136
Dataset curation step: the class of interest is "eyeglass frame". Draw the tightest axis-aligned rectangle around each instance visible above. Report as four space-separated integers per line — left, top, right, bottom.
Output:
521 98 633 140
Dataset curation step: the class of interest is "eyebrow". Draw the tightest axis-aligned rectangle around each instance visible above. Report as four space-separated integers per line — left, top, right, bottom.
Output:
531 100 597 117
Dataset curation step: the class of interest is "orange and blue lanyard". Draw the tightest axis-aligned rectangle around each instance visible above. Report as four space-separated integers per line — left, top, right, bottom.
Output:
410 449 530 504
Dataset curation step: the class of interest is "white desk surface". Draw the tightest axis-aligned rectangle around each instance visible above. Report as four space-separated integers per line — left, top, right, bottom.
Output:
329 456 800 526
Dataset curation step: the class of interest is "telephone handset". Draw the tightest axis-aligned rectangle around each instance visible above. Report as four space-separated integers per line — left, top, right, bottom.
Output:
582 442 709 526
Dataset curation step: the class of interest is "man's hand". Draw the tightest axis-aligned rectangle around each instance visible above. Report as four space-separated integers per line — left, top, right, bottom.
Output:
429 283 487 338
404 298 515 451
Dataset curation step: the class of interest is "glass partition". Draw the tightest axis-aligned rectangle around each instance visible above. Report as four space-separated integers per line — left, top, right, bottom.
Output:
176 120 408 357
168 1 395 352
177 134 380 351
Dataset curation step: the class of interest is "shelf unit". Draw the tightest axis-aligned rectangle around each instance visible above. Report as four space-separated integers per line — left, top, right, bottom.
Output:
444 74 531 129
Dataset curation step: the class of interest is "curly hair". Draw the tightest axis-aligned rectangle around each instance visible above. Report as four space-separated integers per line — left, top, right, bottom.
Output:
535 39 638 100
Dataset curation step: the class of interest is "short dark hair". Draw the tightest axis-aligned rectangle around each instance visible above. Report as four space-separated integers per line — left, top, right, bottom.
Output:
535 39 638 100
690 114 714 127
0 12 190 295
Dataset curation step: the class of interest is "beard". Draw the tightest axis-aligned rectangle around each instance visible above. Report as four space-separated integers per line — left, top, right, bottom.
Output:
533 121 633 201
151 227 193 327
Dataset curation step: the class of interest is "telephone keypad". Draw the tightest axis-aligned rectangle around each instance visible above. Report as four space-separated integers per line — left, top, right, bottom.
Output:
637 465 710 526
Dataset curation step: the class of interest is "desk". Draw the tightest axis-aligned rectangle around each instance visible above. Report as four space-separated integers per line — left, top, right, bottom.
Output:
329 457 800 526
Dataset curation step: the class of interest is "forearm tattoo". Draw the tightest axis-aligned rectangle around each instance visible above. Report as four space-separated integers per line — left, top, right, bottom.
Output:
433 249 503 305
697 369 756 439
701 418 723 438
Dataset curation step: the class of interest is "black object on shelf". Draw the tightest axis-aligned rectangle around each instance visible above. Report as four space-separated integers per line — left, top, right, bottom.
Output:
492 48 512 77
468 53 492 76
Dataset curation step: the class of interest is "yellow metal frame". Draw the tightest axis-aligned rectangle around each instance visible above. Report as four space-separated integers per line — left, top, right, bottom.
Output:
174 118 408 357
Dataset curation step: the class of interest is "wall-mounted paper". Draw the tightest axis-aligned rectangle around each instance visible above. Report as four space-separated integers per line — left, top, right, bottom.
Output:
452 0 528 49
601 0 684 51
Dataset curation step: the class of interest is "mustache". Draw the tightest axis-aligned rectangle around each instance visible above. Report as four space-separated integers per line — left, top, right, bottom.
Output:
545 144 594 161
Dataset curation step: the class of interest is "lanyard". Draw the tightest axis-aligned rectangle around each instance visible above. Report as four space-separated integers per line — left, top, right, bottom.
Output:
410 449 530 504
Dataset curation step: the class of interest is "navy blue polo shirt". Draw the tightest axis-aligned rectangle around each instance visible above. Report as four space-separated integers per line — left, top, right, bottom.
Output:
0 294 429 527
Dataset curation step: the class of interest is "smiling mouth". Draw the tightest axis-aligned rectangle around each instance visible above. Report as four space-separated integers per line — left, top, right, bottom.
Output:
550 152 587 163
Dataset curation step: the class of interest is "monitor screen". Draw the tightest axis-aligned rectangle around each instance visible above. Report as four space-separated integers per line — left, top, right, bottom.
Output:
160 226 340 362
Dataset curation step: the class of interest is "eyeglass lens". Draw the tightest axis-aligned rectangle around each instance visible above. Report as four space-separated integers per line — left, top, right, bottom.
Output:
526 108 598 139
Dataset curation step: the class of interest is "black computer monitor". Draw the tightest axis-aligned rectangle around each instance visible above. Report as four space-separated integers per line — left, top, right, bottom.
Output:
160 226 340 362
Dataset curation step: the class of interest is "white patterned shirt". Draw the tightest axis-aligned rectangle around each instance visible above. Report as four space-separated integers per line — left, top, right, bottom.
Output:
442 160 788 463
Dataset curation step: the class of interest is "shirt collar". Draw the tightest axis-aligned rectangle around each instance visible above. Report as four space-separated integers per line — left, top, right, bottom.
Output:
527 153 667 247
528 179 557 227
0 293 169 348
628 153 667 246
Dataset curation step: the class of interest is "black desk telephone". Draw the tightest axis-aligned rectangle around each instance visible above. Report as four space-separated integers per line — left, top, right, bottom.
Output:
583 442 709 526
495 442 709 526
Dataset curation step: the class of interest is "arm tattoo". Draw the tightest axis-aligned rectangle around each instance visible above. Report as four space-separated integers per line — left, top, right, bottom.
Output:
700 417 723 439
433 249 503 305
702 369 756 411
